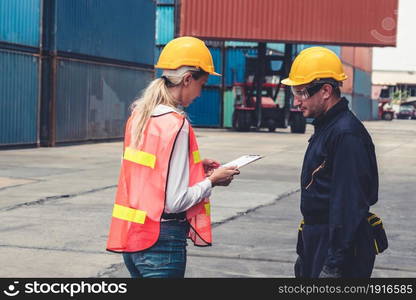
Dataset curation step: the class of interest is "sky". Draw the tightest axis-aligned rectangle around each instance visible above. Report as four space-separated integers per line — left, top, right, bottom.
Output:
372 0 416 71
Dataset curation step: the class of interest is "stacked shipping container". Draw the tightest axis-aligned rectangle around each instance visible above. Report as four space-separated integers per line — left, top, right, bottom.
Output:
156 0 223 127
0 0 41 146
341 46 375 121
1 0 378 147
1 0 156 146
155 1 376 128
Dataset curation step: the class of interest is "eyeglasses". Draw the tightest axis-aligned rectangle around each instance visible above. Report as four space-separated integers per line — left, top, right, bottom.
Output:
291 83 326 100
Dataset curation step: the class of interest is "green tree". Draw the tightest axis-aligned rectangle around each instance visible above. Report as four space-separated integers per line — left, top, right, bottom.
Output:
391 90 410 104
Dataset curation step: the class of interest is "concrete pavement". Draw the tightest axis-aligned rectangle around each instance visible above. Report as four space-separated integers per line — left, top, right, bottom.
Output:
0 119 415 277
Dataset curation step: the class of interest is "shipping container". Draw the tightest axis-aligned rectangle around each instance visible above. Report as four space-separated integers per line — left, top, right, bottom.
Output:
186 87 221 127
351 95 373 121
180 0 398 47
0 50 39 146
354 68 372 97
225 47 257 86
296 44 341 57
372 99 379 120
341 46 355 65
54 59 154 143
341 46 373 72
54 0 155 64
341 93 353 111
157 0 175 4
353 47 373 72
154 46 163 78
341 64 354 94
206 47 222 86
156 5 174 45
0 0 41 48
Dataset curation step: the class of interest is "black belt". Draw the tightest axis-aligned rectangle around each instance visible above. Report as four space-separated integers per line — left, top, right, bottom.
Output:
161 212 186 220
303 215 328 225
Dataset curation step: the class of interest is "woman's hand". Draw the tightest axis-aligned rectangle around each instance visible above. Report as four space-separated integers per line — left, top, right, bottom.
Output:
202 158 221 176
208 166 240 187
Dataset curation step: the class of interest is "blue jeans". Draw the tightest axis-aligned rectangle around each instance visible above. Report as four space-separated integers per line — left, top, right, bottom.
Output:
123 220 190 278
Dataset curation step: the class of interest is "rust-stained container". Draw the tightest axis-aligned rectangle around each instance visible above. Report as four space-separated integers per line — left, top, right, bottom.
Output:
340 64 354 94
180 0 398 47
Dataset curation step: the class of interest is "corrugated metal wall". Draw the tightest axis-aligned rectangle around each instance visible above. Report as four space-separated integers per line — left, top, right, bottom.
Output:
55 0 155 65
341 64 354 95
206 47 222 86
340 46 374 120
0 0 41 47
372 99 379 120
352 95 373 121
55 59 153 142
1 0 156 147
156 5 175 45
180 0 398 47
186 88 221 127
353 47 373 73
155 1 223 127
0 50 39 145
354 68 372 97
225 47 257 86
153 1 378 127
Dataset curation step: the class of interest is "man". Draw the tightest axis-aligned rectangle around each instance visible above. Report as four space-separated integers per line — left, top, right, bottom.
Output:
281 47 380 278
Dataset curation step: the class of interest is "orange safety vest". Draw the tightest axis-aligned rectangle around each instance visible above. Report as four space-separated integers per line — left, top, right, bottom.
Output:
106 111 212 252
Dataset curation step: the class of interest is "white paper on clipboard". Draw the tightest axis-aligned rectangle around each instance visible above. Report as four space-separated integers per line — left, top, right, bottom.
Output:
222 154 263 168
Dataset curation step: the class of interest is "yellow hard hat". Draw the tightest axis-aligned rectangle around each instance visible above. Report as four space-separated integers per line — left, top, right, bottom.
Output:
155 36 221 76
281 47 347 86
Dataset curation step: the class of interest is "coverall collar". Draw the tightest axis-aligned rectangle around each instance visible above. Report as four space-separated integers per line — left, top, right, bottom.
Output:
312 97 349 129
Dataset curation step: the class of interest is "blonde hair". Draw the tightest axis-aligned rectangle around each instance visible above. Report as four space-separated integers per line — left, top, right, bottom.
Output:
129 69 207 149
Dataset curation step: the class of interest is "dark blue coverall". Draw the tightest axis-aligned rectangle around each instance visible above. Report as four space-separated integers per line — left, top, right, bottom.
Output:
296 98 379 278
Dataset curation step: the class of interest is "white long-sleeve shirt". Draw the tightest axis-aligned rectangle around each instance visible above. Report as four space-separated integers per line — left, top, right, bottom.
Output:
152 105 212 213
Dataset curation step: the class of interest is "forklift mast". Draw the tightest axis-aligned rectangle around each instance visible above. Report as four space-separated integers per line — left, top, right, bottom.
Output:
245 43 293 129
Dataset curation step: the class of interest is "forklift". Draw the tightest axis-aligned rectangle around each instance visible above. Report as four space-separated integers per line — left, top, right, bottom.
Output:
231 43 306 133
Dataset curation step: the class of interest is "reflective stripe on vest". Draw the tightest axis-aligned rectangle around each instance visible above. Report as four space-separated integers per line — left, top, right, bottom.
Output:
123 147 156 169
204 203 211 216
192 150 201 164
112 203 146 224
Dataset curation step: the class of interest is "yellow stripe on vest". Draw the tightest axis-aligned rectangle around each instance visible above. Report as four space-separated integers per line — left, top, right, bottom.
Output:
193 150 201 164
112 204 147 224
204 203 211 216
124 147 156 169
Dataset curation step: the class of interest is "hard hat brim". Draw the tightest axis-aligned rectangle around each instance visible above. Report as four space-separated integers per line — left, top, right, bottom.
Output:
281 78 300 86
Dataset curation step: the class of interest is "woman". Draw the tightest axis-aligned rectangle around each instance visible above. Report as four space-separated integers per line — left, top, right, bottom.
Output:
106 36 240 278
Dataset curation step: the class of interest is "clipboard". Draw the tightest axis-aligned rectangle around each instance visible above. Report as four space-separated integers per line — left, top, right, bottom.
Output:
221 154 263 168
